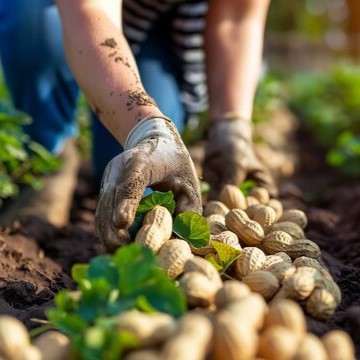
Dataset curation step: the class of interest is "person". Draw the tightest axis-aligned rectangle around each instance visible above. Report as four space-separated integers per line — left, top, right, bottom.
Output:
0 0 276 251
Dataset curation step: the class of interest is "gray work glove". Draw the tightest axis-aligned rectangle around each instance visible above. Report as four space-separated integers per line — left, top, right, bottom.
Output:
95 116 202 252
202 116 278 199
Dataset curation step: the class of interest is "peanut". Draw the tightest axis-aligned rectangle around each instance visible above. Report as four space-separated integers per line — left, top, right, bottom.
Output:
260 231 293 254
246 195 260 207
179 271 221 307
293 334 327 360
214 280 251 309
203 201 229 217
33 331 70 360
322 330 356 360
219 184 247 210
162 313 213 360
135 224 170 254
265 261 296 283
211 231 241 251
225 293 268 330
206 214 228 235
116 310 176 347
284 239 320 259
143 205 173 239
280 209 308 229
225 209 264 246
271 266 322 303
249 187 270 204
264 299 306 340
252 205 277 229
269 221 305 239
184 256 222 287
0 315 30 359
235 247 266 278
157 239 193 279
212 309 258 360
305 286 337 320
268 198 283 221
258 325 299 360
242 270 280 301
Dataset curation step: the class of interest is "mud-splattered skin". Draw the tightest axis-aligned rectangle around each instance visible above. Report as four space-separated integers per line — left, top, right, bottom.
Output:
97 37 155 125
95 118 202 252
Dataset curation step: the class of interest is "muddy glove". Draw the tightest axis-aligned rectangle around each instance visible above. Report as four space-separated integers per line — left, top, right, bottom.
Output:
95 116 202 252
202 114 278 199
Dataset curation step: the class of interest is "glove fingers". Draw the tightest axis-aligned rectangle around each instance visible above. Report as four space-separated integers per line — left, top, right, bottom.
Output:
113 168 149 229
170 178 202 215
95 191 130 252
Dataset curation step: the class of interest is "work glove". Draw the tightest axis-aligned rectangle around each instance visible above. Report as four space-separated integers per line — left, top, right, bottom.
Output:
202 114 278 199
95 116 202 252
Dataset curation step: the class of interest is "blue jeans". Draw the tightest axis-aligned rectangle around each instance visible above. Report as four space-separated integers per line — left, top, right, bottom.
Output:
0 0 186 182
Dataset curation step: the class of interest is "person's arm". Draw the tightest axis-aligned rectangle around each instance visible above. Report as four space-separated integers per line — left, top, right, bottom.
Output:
55 0 164 144
55 0 202 251
205 0 270 121
203 0 277 198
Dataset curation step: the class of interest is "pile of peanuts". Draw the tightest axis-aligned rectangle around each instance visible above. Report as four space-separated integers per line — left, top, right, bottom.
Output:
0 184 356 360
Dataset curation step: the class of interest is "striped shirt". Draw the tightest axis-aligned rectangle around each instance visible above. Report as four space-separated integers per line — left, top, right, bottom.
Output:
123 0 208 116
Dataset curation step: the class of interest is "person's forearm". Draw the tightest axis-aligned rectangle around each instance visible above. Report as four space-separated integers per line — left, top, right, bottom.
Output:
205 0 270 121
56 0 163 144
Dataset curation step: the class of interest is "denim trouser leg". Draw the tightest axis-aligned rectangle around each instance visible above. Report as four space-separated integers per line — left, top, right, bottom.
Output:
0 0 79 155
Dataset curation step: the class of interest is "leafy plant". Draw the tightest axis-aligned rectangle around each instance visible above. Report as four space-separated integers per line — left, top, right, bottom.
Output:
0 107 61 206
173 211 210 248
47 243 186 359
286 64 360 177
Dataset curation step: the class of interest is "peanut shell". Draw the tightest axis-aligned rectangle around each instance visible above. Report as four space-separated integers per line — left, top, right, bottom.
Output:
213 310 258 360
293 334 327 360
219 184 247 210
225 209 264 246
258 325 299 360
214 280 251 309
322 330 356 360
235 247 266 278
203 201 229 217
184 256 222 286
135 224 170 253
249 187 270 204
270 221 305 239
260 231 293 254
280 209 308 229
268 198 283 221
242 270 279 301
179 272 221 307
264 299 306 339
157 239 193 279
143 205 173 239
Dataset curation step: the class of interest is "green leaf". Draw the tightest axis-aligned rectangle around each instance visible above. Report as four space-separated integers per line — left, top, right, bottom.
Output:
206 241 241 273
136 191 175 214
135 295 157 313
71 264 89 284
87 255 119 289
239 180 257 196
46 309 88 336
113 244 157 295
173 211 210 248
205 253 224 272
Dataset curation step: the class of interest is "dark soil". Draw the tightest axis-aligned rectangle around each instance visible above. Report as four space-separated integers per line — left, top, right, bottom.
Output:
0 126 359 357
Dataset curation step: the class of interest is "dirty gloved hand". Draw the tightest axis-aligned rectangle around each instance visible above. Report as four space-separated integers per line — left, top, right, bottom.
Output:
95 116 202 252
202 114 278 199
